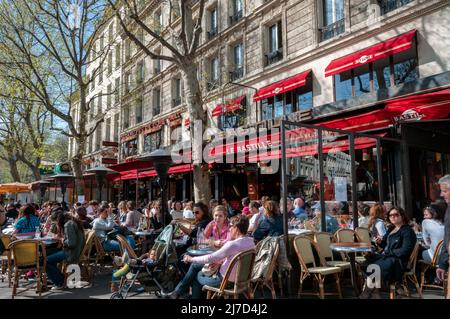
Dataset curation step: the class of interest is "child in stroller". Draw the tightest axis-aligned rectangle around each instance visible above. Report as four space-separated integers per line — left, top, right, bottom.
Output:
110 224 180 299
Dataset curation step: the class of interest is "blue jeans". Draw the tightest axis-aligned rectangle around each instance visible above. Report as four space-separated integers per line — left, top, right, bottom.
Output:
175 263 203 295
103 236 136 252
193 271 223 299
46 250 66 286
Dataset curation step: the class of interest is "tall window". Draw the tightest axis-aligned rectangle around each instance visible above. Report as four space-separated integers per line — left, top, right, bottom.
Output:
108 23 114 44
97 92 102 114
231 43 244 81
321 0 345 41
173 78 182 106
122 139 138 158
144 131 162 153
153 88 161 115
334 52 419 102
135 99 143 124
266 21 282 66
115 44 121 68
88 134 93 153
220 99 247 129
208 8 218 39
209 57 219 91
125 71 132 93
261 83 313 121
98 63 103 83
136 60 144 84
154 55 161 75
113 113 119 142
114 77 120 104
154 9 162 35
379 0 413 15
125 39 131 61
95 123 102 151
123 106 130 129
107 52 113 75
230 0 243 25
107 84 112 109
105 117 111 142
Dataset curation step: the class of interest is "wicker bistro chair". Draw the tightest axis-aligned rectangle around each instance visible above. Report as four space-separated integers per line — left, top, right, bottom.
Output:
116 234 138 259
355 227 371 244
418 240 444 293
202 249 256 299
314 232 351 270
293 236 343 299
77 230 98 284
334 228 356 243
0 234 13 286
390 242 422 299
8 239 47 298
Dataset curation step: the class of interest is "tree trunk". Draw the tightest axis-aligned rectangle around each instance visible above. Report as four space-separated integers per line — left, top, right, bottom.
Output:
15 154 41 181
8 157 21 182
181 63 212 203
72 136 87 197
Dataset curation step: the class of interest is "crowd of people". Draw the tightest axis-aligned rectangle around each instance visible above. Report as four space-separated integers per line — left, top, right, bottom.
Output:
0 173 449 298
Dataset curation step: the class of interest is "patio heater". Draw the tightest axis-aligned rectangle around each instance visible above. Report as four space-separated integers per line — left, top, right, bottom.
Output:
33 180 52 205
85 166 119 202
51 173 75 208
139 149 172 227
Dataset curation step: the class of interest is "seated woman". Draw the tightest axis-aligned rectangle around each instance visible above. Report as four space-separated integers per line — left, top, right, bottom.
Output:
150 201 173 231
92 206 135 252
368 203 387 241
170 201 184 220
76 206 92 229
164 215 255 299
172 202 212 248
13 204 41 234
46 212 85 290
360 206 417 298
421 204 445 262
252 200 283 241
203 205 231 248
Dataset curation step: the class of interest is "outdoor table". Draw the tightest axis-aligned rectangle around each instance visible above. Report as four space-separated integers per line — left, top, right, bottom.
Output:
2 226 14 235
329 242 372 296
134 230 154 237
186 245 217 257
288 228 313 236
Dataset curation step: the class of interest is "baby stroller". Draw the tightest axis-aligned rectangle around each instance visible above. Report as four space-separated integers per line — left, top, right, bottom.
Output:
110 224 180 299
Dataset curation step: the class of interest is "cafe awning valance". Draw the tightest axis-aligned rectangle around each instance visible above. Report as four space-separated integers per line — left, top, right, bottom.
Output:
253 70 311 101
325 29 417 77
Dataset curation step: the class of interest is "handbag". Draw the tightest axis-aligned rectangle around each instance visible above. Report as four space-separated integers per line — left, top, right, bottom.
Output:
201 263 220 277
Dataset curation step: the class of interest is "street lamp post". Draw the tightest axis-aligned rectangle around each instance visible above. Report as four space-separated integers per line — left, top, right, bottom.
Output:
140 149 172 227
85 166 119 202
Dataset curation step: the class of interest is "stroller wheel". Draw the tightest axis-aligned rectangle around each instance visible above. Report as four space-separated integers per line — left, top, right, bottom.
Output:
155 290 162 298
110 292 123 300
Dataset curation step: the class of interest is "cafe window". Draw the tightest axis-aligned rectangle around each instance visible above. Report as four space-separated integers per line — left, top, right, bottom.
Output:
144 130 162 153
320 0 345 41
122 138 138 158
261 83 313 121
265 21 283 66
220 99 247 130
334 51 419 102
153 88 161 116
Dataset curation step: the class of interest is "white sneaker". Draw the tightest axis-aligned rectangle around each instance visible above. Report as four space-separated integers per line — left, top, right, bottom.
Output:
50 285 65 291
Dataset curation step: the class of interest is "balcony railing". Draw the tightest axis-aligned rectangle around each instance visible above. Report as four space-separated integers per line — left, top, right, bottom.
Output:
229 10 243 25
379 0 413 15
229 67 244 81
265 49 283 66
207 81 218 91
207 27 218 40
172 97 181 107
320 19 345 42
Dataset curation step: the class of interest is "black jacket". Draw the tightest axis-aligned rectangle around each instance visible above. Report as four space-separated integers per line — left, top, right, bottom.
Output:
438 206 450 270
253 214 284 241
379 224 417 268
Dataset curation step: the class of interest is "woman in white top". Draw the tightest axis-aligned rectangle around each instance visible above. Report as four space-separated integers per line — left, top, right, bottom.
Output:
170 201 184 220
183 201 194 219
367 203 387 240
421 204 445 262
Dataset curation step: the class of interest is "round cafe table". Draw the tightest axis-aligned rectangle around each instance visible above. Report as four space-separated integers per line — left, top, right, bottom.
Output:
329 242 373 296
186 246 217 257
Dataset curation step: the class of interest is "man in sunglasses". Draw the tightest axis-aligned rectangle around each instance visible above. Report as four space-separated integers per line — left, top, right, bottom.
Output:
436 175 450 285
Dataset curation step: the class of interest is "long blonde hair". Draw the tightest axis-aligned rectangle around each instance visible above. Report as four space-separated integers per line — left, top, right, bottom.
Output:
368 204 385 231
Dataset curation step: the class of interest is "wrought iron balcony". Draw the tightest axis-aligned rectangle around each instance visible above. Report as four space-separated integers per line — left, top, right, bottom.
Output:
265 49 283 66
320 19 345 42
229 67 244 81
172 97 182 107
207 27 218 40
379 0 413 15
229 10 243 25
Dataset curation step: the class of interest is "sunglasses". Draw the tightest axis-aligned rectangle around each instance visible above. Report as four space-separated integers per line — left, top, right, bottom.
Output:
389 213 400 218
193 210 201 215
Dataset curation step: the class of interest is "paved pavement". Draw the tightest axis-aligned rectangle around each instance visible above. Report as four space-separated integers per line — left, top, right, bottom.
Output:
0 266 445 299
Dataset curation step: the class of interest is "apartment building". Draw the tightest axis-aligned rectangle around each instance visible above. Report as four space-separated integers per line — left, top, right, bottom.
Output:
72 0 450 216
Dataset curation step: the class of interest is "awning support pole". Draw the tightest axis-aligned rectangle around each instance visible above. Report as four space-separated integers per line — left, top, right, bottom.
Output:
350 133 358 229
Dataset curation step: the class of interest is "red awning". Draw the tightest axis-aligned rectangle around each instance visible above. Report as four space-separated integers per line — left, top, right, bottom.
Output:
212 96 245 117
112 164 194 181
325 29 417 77
209 88 450 160
253 70 311 101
